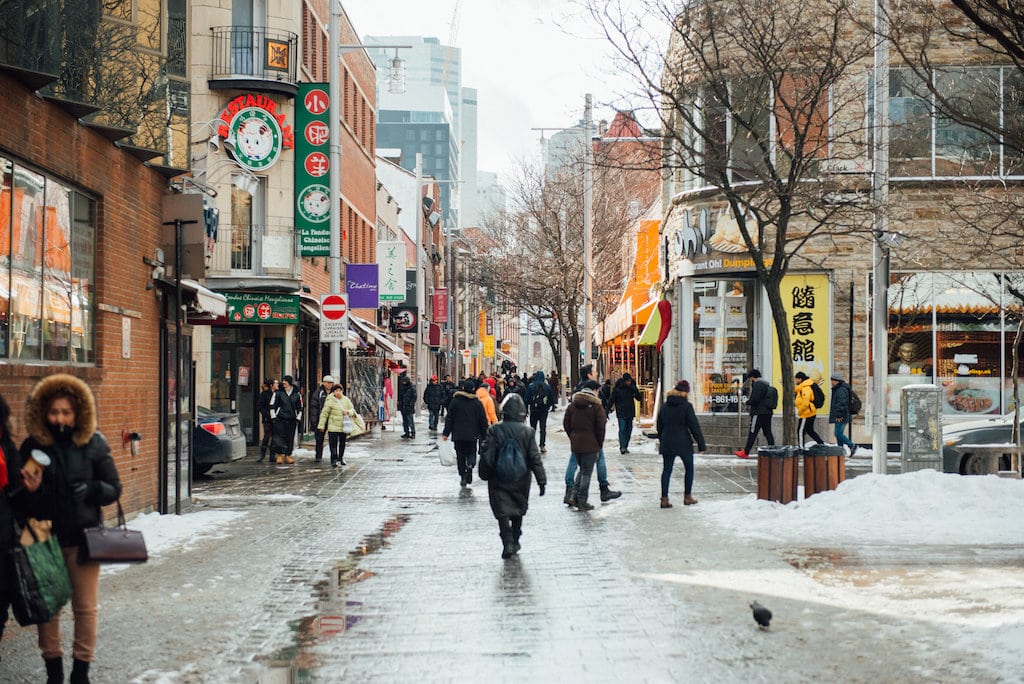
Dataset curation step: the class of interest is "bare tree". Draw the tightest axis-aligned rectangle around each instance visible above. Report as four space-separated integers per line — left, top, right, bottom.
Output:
577 0 879 442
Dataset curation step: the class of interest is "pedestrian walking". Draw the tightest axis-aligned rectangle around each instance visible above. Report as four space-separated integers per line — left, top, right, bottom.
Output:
611 372 643 454
423 375 446 434
652 380 706 508
829 373 858 456
317 383 361 467
17 374 122 684
270 375 303 464
479 394 547 559
794 371 825 449
562 364 621 505
563 379 607 511
440 375 455 417
475 379 499 426
307 374 334 463
256 378 277 463
598 379 613 413
443 379 489 487
0 392 33 652
734 369 776 459
397 373 417 439
524 370 554 453
547 370 561 410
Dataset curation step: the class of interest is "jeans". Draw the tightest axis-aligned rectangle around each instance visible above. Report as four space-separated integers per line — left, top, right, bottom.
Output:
402 410 415 436
39 547 100 661
529 410 548 447
454 439 477 481
661 452 694 497
428 406 440 430
327 431 347 463
617 416 633 452
564 449 608 487
573 452 599 504
833 421 855 450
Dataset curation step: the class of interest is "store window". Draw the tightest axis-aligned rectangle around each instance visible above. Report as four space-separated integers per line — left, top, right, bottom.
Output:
692 278 755 413
0 157 96 363
887 271 1024 418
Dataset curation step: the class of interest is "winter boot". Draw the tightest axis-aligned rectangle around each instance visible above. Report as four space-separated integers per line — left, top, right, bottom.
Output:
660 496 673 509
257 447 267 463
511 518 523 554
45 658 63 684
275 454 283 464
683 495 699 506
70 658 90 684
576 500 595 512
563 485 574 506
499 527 514 559
283 455 295 464
600 484 622 502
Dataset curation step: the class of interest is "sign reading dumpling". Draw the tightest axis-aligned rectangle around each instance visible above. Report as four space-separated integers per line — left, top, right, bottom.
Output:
295 84 332 256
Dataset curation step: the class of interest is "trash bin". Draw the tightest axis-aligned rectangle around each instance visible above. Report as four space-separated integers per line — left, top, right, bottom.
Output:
802 444 846 498
757 446 798 504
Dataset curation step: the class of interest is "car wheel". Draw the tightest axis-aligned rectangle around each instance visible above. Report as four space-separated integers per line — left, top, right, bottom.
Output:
960 452 986 475
194 463 214 475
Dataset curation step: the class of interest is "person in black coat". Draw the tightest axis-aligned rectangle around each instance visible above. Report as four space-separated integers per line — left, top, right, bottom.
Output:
270 375 303 464
479 394 547 558
734 368 775 459
652 380 706 508
423 375 446 433
397 373 417 438
442 379 489 487
18 374 123 683
307 375 334 463
256 378 277 463
524 370 554 453
611 372 643 454
0 392 33 650
439 375 455 417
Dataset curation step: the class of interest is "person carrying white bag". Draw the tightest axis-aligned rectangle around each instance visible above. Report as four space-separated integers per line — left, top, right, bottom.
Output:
317 383 364 468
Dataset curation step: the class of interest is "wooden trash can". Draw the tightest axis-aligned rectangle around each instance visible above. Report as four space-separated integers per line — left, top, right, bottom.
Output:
756 446 798 504
803 444 846 497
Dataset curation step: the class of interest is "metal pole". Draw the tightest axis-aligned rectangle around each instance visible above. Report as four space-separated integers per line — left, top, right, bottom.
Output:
328 1 342 381
871 0 890 474
174 219 183 515
583 93 594 370
415 154 426 399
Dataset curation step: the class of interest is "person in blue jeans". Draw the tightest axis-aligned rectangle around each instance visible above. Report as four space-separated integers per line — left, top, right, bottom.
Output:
828 373 857 456
562 364 621 505
610 372 642 454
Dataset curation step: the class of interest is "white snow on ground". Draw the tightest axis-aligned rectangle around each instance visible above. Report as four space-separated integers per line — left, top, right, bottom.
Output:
101 510 247 576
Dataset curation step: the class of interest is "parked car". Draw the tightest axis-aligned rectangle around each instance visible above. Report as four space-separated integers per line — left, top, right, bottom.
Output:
942 413 1024 474
194 406 247 474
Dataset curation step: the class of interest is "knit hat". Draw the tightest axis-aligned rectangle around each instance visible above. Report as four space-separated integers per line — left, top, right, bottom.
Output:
830 373 843 382
461 379 476 392
323 375 335 384
748 369 761 379
794 371 808 381
675 380 690 393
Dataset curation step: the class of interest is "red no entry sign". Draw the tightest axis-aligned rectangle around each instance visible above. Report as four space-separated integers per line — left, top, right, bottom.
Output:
322 294 347 320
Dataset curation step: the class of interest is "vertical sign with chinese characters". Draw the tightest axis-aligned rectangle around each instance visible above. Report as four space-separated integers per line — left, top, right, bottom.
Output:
432 288 448 323
295 83 331 256
771 274 831 405
376 241 406 301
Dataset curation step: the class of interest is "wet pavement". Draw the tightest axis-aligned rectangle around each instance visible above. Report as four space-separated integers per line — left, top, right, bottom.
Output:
0 419 1011 682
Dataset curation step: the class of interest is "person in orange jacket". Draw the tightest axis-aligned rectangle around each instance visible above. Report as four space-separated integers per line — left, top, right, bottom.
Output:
476 379 499 425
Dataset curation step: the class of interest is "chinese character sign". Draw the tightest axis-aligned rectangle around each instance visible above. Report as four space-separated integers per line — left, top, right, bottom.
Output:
771 274 831 400
296 83 331 256
376 241 406 302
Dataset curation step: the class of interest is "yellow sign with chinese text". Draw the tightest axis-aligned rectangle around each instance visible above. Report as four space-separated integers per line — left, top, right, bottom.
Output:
483 335 495 358
771 273 831 409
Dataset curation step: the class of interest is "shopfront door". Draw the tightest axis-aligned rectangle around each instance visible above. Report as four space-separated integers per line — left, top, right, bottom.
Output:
211 327 258 444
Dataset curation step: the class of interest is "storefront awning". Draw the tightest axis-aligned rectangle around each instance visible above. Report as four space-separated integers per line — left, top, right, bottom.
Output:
349 314 409 361
180 279 227 318
633 300 656 327
637 300 672 351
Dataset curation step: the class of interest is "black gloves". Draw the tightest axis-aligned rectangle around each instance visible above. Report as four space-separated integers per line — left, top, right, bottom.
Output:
70 480 96 502
538 483 546 496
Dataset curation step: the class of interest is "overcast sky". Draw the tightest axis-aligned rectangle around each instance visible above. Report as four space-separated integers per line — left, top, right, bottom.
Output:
343 0 656 182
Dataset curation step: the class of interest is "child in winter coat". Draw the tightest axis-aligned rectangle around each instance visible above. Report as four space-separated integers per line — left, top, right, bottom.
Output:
317 384 362 467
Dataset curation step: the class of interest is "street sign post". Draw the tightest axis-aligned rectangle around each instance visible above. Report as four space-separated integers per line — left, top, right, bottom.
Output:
462 348 471 364
320 292 348 342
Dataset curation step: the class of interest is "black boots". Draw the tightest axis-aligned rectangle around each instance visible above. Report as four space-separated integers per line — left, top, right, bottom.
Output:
600 484 622 501
46 658 63 684
70 659 90 684
257 447 267 463
563 485 574 506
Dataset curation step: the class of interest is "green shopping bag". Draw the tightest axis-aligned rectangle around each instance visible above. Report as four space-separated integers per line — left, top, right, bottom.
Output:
8 521 72 626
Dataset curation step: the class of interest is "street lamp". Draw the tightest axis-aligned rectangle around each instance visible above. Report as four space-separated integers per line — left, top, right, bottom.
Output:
871 0 890 475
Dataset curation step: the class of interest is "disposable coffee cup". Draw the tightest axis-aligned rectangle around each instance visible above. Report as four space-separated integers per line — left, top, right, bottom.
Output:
24 449 51 477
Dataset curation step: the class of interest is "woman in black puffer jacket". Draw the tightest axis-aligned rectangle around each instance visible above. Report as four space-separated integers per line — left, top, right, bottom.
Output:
652 380 706 509
19 374 122 684
479 394 547 559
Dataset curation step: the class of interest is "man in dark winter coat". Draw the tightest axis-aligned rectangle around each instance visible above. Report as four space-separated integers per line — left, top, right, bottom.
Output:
734 368 775 459
479 394 547 558
397 373 417 438
611 372 643 454
652 380 706 508
440 375 455 417
443 379 489 486
423 375 446 433
256 378 277 463
829 373 857 456
307 374 334 462
563 364 621 504
563 380 607 511
270 375 303 464
547 371 561 410
524 370 554 453
598 379 613 412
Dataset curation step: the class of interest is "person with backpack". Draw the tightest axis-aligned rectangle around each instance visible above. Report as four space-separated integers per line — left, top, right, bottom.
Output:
794 371 825 449
443 379 489 487
610 372 643 454
523 371 554 453
563 379 607 511
734 368 775 459
479 394 547 559
828 373 858 456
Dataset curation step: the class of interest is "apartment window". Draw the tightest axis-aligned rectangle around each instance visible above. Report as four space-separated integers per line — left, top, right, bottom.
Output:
230 177 265 270
934 67 1001 176
0 157 96 363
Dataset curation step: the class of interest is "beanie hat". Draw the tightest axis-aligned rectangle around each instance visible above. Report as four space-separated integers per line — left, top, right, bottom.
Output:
794 371 808 381
323 375 335 384
830 373 843 382
461 379 476 392
747 369 761 379
675 380 690 393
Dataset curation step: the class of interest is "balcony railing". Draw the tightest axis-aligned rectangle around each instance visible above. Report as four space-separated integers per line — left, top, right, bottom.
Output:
207 223 302 282
209 26 298 98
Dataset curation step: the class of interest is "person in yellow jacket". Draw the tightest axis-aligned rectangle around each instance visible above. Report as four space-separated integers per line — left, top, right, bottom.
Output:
794 372 825 450
475 380 499 425
317 384 364 467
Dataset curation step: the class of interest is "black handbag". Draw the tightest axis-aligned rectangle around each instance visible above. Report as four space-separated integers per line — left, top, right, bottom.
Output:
78 500 148 564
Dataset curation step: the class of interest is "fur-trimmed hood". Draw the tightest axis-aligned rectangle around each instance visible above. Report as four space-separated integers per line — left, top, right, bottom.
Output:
570 389 602 407
666 389 688 399
453 391 478 400
24 373 97 447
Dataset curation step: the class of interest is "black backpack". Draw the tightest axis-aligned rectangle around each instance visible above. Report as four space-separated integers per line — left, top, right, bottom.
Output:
810 382 825 409
530 382 550 411
495 436 528 481
848 387 863 415
764 384 779 410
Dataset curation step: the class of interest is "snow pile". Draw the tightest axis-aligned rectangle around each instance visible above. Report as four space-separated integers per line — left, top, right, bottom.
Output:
701 469 1024 546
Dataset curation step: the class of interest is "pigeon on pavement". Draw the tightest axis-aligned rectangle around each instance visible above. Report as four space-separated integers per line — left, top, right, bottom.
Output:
750 601 772 629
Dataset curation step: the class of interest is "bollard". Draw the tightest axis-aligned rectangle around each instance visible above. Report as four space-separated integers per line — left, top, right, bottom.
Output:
756 446 798 504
